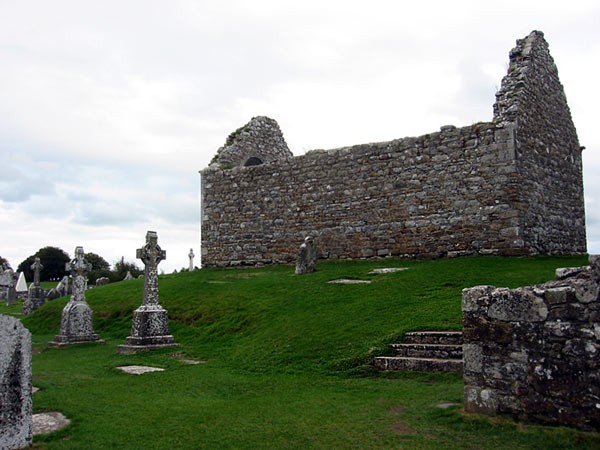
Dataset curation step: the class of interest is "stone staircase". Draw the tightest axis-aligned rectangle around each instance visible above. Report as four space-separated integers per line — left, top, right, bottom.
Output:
374 331 463 373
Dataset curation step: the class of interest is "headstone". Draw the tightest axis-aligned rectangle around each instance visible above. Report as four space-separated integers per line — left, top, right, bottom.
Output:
0 314 32 449
23 258 45 316
295 236 317 275
45 288 59 301
96 277 110 286
3 268 17 305
55 276 70 297
118 231 177 354
123 271 135 281
188 248 195 271
48 247 103 347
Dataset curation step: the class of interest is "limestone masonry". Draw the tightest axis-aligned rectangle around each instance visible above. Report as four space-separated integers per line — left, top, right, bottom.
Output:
201 31 586 267
463 255 600 431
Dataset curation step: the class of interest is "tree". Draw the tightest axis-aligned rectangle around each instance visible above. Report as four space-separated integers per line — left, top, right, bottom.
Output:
110 256 143 282
18 246 70 281
85 252 111 285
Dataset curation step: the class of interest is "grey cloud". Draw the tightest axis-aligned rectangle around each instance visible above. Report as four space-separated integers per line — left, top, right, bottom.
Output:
0 150 58 202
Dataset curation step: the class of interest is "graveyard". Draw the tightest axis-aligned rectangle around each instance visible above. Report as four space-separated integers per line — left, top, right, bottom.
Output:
2 255 600 449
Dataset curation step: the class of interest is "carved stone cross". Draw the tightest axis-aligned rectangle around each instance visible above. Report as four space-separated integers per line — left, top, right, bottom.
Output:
31 257 43 287
188 248 195 271
137 231 166 306
66 246 92 277
66 246 91 302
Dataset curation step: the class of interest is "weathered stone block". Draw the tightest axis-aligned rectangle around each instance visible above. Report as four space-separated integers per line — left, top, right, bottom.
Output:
130 305 173 341
488 288 548 322
544 286 574 305
0 314 32 449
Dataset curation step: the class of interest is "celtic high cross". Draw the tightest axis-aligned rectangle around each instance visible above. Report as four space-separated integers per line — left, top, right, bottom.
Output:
137 231 166 306
66 246 91 302
31 257 43 287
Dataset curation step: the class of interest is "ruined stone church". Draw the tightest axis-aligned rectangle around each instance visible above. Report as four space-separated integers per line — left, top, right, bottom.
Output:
201 31 586 267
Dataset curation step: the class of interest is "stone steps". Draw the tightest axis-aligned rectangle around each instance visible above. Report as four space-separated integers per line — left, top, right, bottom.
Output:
403 331 463 345
373 356 464 373
374 331 463 373
390 343 463 359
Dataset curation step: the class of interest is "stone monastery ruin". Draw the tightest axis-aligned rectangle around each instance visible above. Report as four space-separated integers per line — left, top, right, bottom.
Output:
201 31 586 267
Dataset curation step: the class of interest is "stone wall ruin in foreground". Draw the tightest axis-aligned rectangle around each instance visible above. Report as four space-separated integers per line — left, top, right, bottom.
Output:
463 255 600 432
200 31 586 267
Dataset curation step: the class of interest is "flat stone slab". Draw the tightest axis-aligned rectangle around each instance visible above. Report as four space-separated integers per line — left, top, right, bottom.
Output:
436 402 460 409
368 268 409 274
117 342 179 354
33 412 70 435
116 365 165 375
328 279 371 284
180 359 206 365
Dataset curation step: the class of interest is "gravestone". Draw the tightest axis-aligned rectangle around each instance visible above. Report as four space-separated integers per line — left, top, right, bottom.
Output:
23 258 45 316
0 314 32 449
48 247 103 347
295 236 317 275
118 231 177 354
96 277 110 286
188 248 195 271
3 268 17 305
123 271 135 281
45 288 59 301
55 275 70 297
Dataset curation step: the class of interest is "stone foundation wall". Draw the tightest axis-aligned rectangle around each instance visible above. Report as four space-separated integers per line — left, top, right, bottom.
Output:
462 256 600 431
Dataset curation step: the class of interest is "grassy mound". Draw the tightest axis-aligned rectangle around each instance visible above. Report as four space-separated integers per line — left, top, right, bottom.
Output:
4 255 598 449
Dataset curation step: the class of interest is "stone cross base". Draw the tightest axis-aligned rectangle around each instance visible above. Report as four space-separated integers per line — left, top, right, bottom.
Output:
117 305 178 354
23 286 45 316
48 334 104 347
117 340 178 354
48 301 103 347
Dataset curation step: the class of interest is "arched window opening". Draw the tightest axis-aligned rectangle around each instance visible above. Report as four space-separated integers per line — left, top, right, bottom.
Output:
244 156 263 167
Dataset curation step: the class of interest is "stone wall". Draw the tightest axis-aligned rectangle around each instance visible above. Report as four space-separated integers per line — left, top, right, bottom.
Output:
200 31 586 267
202 122 523 266
462 255 600 431
494 31 586 255
209 116 293 169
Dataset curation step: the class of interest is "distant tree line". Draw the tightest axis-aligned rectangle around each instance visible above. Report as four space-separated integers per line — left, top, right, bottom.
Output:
11 246 143 285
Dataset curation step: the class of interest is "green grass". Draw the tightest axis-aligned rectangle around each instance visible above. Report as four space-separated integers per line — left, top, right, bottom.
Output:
3 255 598 449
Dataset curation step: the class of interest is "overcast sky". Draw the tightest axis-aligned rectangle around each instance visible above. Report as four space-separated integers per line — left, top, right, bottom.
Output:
1 0 599 274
